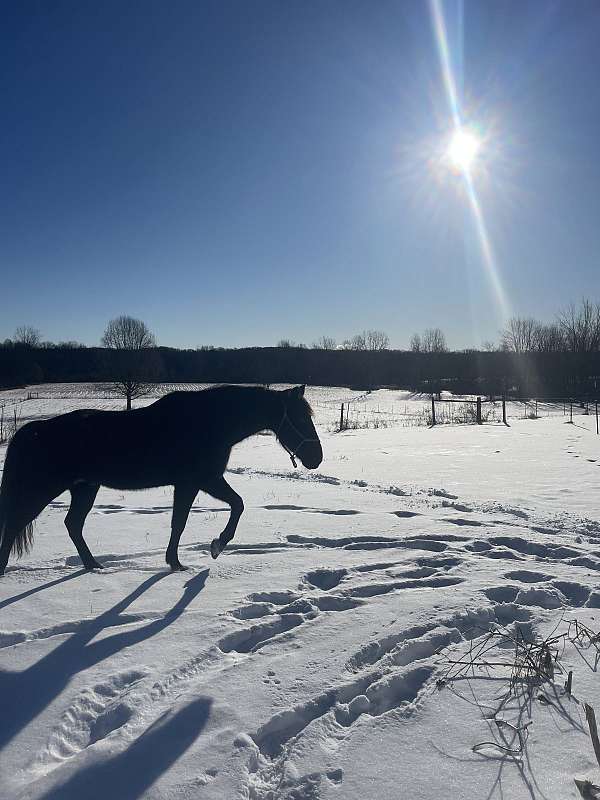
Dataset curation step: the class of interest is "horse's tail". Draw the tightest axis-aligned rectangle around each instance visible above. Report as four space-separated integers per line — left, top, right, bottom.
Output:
0 425 37 558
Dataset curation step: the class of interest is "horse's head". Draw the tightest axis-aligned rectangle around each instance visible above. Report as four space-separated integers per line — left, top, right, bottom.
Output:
276 386 323 470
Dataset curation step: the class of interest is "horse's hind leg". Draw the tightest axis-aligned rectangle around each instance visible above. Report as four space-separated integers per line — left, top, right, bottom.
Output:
65 483 101 570
166 483 198 571
199 476 244 559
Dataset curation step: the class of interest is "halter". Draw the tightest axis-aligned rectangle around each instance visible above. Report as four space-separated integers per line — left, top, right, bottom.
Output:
275 406 320 468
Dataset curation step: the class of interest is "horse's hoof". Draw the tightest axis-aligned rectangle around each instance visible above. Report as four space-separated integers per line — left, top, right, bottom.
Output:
85 562 104 571
169 562 187 572
210 539 222 559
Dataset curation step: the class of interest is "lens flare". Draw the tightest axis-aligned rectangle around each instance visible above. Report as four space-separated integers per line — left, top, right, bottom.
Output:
447 127 480 172
429 0 510 322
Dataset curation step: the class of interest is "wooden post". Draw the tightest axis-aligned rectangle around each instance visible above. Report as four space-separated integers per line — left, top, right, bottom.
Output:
476 396 482 424
565 670 573 695
340 403 344 432
502 396 507 426
431 395 436 426
585 704 600 770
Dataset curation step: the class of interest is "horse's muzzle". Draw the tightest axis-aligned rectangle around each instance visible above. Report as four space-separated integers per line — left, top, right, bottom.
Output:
300 442 323 470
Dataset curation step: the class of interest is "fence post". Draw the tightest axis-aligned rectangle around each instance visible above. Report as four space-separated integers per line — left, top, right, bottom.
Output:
476 396 482 424
502 396 507 425
340 403 344 432
431 395 436 426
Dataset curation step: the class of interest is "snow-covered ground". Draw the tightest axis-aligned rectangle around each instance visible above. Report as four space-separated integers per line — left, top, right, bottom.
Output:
2 385 600 799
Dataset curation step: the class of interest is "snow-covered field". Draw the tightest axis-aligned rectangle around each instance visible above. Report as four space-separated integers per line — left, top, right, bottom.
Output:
2 384 600 799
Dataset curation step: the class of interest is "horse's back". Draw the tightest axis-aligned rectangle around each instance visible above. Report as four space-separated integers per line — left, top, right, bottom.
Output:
19 397 227 490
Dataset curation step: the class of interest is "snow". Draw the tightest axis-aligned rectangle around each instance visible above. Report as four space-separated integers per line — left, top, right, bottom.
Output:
2 384 600 799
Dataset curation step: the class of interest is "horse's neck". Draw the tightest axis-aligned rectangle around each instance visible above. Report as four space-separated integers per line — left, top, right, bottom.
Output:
220 389 280 445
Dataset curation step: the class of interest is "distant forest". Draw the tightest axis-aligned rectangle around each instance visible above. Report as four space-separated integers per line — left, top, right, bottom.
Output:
4 300 600 398
2 342 600 399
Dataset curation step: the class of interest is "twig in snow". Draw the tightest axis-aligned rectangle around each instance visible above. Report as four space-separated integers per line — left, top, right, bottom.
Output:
472 719 532 757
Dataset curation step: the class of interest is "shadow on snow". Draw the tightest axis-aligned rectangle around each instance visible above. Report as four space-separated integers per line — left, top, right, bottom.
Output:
37 696 213 800
0 569 209 751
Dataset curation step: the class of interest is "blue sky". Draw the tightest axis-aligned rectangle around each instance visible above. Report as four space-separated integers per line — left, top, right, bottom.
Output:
2 0 600 349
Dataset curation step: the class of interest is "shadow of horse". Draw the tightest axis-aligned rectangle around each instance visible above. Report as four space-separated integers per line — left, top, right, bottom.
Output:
0 569 88 611
0 570 209 752
35 696 213 800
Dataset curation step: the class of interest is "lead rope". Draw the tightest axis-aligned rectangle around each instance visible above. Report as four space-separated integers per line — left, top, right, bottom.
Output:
282 443 298 468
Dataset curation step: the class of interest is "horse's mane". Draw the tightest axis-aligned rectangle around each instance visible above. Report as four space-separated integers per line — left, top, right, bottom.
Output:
300 396 314 417
211 384 314 416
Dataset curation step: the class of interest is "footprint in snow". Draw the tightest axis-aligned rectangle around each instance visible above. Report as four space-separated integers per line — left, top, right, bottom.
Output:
504 569 552 583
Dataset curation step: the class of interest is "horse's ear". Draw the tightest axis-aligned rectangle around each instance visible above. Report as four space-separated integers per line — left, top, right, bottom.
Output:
281 385 305 400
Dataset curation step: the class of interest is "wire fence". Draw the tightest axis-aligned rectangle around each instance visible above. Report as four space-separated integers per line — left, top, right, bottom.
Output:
330 395 600 433
2 384 599 437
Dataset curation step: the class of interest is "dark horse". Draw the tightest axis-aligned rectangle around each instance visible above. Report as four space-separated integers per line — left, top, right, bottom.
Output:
0 385 322 574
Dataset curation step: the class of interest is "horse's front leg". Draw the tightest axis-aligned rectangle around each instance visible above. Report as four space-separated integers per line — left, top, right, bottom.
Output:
199 476 244 559
167 482 199 570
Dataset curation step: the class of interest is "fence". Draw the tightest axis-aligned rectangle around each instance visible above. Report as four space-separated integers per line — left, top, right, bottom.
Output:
334 395 600 433
2 384 599 436
0 404 21 444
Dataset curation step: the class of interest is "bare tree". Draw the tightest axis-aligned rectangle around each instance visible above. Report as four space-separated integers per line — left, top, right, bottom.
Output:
14 326 41 347
535 323 564 353
409 333 422 353
276 339 306 348
557 299 600 353
101 316 159 410
500 317 540 353
340 330 388 351
349 332 367 350
500 317 567 353
365 330 389 350
312 336 337 350
102 316 156 350
481 340 498 352
421 327 448 353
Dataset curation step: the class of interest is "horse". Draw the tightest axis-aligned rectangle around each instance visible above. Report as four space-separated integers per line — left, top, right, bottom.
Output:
0 384 322 574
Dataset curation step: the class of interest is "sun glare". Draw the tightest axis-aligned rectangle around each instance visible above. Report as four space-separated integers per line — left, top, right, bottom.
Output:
447 127 480 172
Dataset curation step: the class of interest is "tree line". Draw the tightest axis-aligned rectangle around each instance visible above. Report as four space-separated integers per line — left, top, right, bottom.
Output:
4 301 600 404
499 301 600 354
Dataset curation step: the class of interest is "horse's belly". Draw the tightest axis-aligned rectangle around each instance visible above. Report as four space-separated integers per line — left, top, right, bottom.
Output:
92 461 177 490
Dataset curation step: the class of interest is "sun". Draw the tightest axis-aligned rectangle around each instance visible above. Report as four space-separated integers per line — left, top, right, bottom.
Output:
447 127 481 172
